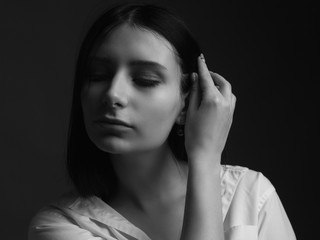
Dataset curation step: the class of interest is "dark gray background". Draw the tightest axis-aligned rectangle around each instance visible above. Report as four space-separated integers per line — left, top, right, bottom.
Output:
0 0 317 239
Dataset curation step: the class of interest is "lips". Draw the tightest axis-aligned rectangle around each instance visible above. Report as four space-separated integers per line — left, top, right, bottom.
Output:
94 117 132 128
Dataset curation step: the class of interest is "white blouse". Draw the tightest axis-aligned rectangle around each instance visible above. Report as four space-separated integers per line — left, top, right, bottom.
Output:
28 165 296 240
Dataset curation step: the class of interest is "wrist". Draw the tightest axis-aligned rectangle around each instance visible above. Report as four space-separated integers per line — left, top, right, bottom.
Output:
188 153 221 173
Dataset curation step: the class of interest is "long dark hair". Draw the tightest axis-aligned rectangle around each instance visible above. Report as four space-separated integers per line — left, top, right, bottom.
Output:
66 2 201 200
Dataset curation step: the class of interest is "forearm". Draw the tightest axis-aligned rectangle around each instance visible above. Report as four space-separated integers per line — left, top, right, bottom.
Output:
180 154 224 240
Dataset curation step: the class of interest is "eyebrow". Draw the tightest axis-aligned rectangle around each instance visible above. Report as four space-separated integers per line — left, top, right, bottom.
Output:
89 57 168 71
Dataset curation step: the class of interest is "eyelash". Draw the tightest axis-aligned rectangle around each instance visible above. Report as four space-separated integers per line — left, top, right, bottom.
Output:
133 78 160 87
87 74 161 88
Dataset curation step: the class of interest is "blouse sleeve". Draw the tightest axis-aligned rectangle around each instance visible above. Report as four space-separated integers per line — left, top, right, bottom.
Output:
258 191 296 240
28 207 115 240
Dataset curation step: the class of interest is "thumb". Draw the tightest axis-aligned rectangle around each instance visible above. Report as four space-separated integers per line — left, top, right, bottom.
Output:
187 72 200 113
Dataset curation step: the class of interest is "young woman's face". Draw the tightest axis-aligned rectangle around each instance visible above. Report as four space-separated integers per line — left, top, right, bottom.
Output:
81 24 186 154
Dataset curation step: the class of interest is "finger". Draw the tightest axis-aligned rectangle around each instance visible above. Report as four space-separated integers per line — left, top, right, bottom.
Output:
209 71 232 101
188 72 200 112
208 71 220 90
197 55 219 95
231 93 236 113
229 94 237 125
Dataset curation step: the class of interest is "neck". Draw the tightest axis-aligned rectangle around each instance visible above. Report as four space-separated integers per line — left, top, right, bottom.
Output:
109 143 188 211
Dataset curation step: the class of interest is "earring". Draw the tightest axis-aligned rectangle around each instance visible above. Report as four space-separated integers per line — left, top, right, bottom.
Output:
177 125 184 137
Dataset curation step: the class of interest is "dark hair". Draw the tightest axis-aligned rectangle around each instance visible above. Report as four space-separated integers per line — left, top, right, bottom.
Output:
66 2 201 200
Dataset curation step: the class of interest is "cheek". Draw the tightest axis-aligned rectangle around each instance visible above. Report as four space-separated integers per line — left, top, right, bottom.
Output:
136 88 182 141
81 86 102 116
81 87 103 133
81 97 93 125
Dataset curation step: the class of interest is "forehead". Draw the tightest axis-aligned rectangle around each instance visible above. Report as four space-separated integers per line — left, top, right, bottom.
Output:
90 24 180 73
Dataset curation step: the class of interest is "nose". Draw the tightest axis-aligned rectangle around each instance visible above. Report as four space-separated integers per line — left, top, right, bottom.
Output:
102 71 129 108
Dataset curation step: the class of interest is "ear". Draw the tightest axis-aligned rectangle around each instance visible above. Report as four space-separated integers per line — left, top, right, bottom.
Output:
175 73 190 125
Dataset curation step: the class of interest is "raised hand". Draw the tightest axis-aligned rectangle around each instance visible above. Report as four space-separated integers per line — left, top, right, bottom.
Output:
184 54 236 162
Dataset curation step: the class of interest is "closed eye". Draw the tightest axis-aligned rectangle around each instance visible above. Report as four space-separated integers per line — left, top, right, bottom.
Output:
133 77 161 87
85 71 162 88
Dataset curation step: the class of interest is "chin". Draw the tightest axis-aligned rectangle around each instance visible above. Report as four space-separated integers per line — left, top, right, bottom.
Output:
89 131 167 155
92 136 134 154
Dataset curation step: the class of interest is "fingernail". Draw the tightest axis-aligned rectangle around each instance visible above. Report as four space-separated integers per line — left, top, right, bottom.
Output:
191 72 196 81
200 53 205 62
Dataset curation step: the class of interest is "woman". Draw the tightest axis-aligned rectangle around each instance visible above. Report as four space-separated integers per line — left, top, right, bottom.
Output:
28 3 296 240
